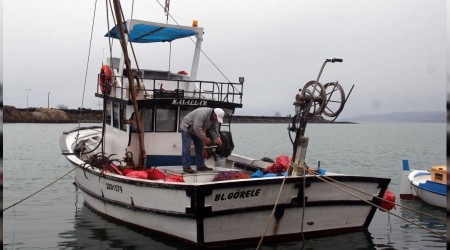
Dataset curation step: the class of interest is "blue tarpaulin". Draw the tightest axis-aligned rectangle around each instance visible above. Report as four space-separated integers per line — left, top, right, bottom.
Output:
105 22 196 43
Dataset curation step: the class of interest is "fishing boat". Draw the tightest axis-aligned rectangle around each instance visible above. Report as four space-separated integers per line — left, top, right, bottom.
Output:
60 1 391 247
400 160 447 208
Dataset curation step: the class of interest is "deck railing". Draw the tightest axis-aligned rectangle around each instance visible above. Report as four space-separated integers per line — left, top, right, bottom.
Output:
98 74 243 105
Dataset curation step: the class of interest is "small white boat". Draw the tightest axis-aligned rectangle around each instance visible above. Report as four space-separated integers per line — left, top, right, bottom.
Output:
60 1 391 247
400 160 447 208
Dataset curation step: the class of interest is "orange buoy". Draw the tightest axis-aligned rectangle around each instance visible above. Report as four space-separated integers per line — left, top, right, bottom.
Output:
380 188 396 211
99 65 113 94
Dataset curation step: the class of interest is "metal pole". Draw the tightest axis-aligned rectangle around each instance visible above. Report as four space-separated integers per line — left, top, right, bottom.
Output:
112 0 146 167
47 92 50 108
25 89 31 111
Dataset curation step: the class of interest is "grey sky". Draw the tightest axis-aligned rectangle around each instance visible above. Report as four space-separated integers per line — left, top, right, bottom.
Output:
3 0 448 118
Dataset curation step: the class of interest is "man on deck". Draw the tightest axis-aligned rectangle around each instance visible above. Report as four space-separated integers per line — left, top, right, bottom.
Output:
180 107 224 173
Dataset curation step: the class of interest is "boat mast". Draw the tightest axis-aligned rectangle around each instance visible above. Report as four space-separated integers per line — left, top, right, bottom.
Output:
189 28 203 81
112 0 146 167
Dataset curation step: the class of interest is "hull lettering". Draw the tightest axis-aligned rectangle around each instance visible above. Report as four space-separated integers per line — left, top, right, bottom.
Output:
171 99 207 106
214 188 261 201
106 183 123 193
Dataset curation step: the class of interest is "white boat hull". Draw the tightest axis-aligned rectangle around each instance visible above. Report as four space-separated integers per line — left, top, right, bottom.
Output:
62 127 390 246
408 170 446 208
411 185 446 208
72 162 388 246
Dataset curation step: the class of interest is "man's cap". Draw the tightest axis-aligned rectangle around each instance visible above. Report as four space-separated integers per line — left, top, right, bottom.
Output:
214 108 225 123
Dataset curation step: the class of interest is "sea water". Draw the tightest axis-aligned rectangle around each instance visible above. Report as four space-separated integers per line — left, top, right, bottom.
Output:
3 123 447 249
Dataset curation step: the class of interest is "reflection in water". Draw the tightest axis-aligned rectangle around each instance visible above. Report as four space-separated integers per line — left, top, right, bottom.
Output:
59 191 378 250
256 230 377 250
397 200 447 247
58 199 193 250
74 184 79 218
58 188 447 250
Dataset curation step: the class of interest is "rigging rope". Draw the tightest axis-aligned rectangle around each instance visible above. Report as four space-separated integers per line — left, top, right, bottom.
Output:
168 42 172 73
131 0 135 19
154 0 231 83
293 162 447 239
164 0 170 23
256 166 290 249
113 0 148 95
76 0 98 145
3 166 78 212
256 162 446 248
106 0 115 67
79 0 98 121
4 93 49 100
304 166 446 222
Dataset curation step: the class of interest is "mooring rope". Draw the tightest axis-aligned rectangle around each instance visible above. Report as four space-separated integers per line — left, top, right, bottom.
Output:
291 162 447 239
256 166 290 249
256 163 446 248
256 164 311 249
3 166 78 212
301 165 446 222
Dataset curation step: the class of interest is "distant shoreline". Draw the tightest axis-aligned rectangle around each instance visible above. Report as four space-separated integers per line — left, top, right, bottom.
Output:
3 105 352 124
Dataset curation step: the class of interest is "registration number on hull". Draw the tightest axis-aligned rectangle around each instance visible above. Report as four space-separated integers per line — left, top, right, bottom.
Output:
105 182 123 193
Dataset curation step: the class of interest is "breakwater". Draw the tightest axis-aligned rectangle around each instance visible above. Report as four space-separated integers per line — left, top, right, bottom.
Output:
3 105 340 124
3 106 102 123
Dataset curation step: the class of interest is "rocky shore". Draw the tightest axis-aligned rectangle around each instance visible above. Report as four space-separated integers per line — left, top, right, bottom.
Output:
3 105 103 123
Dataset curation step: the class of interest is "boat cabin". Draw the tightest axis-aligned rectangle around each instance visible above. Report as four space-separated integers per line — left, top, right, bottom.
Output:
430 165 446 184
94 19 244 168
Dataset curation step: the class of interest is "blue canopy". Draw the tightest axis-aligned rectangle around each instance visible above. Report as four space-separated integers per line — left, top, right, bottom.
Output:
105 21 197 43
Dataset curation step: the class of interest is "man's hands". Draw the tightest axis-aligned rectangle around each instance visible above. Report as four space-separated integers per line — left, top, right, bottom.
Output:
204 137 222 146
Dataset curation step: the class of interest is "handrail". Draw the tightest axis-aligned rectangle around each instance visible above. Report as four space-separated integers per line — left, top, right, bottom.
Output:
97 74 243 105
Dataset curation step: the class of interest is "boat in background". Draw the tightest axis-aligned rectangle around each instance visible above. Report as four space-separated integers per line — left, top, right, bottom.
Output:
400 160 447 208
60 1 391 247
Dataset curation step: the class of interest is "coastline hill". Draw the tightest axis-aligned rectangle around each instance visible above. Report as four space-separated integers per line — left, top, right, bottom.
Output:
341 111 446 123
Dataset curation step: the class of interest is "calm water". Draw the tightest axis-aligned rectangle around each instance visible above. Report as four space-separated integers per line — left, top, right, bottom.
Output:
3 123 447 249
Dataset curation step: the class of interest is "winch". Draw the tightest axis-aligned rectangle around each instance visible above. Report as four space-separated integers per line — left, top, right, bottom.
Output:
288 58 354 176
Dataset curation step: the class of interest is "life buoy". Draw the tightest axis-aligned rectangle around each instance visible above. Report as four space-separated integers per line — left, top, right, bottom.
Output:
177 70 189 75
99 65 113 94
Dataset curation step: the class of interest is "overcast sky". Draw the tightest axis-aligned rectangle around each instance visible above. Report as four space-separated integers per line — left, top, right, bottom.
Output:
3 0 448 118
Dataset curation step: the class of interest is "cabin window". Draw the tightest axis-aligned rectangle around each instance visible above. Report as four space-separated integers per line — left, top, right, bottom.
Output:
179 107 195 131
144 108 154 132
105 100 112 125
155 107 177 132
120 103 126 131
129 108 153 132
113 102 120 129
129 112 137 132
